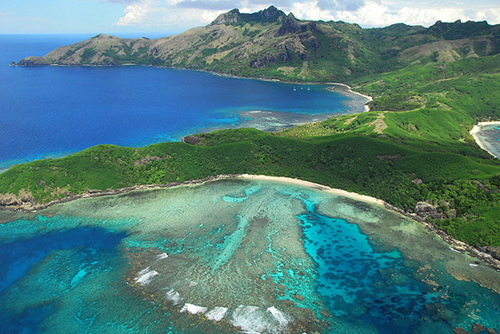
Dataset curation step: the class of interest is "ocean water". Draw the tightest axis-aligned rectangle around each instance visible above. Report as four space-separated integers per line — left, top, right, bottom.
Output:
1 179 499 333
0 34 362 171
474 124 500 159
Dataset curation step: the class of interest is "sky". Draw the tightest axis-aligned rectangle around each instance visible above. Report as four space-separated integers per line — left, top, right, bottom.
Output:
1 0 500 36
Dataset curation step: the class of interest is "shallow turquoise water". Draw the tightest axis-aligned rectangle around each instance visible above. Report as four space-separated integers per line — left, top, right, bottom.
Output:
474 124 500 159
1 179 499 333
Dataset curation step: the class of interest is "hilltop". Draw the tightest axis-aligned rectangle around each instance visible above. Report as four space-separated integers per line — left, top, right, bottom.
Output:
16 6 500 83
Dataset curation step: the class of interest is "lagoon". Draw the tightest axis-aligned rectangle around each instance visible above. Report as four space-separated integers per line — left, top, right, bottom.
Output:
1 178 499 333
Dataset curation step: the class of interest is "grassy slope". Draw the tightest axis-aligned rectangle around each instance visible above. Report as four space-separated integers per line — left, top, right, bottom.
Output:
282 56 500 156
36 11 500 85
2 55 500 248
279 55 500 246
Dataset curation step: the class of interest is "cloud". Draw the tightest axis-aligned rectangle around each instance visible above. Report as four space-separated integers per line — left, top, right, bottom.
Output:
114 0 228 29
290 1 334 21
112 0 500 31
176 0 242 10
115 1 156 26
288 0 500 27
333 0 500 26
160 8 225 26
470 8 500 24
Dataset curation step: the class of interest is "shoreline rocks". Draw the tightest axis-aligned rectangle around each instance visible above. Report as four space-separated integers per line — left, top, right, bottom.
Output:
17 56 50 66
385 202 500 271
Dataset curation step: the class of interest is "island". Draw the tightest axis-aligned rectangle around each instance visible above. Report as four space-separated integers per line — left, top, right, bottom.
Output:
6 4 500 288
4 6 500 333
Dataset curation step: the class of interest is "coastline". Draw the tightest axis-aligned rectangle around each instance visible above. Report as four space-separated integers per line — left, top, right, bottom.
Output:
200 68 373 113
470 121 500 158
54 63 374 114
2 173 499 271
326 84 372 113
241 175 500 271
0 173 384 212
0 65 372 174
0 174 239 213
213 70 374 113
239 174 384 205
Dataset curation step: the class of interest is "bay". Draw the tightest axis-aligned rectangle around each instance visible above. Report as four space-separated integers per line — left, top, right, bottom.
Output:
0 34 363 171
473 123 500 159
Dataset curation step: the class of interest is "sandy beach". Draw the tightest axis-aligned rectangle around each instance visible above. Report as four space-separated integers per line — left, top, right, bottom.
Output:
470 121 500 158
325 83 373 113
240 174 385 205
339 86 373 104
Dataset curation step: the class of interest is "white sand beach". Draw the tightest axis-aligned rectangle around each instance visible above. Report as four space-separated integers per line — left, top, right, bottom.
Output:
470 121 500 158
239 174 385 206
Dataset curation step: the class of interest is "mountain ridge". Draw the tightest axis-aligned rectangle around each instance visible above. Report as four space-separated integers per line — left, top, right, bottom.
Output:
16 6 500 83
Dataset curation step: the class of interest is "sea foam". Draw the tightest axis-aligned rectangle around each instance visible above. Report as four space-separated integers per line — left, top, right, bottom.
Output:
134 267 159 286
266 307 290 327
230 305 291 333
156 253 169 261
180 303 208 315
165 289 183 305
205 307 228 321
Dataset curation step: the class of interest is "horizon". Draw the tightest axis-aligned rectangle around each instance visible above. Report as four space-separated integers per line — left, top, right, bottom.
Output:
1 1 499 36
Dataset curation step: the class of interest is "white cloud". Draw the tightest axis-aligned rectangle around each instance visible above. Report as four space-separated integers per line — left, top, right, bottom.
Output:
290 1 334 21
199 9 225 22
158 8 223 26
471 8 500 24
396 7 466 26
115 1 156 25
112 0 500 31
332 1 460 27
328 0 500 26
114 0 223 28
287 0 500 27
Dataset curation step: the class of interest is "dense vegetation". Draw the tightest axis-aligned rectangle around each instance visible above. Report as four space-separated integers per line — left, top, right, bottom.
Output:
281 54 500 147
278 54 500 247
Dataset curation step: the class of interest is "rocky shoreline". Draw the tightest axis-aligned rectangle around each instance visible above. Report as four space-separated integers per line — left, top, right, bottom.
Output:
385 203 500 271
0 174 239 212
1 174 499 272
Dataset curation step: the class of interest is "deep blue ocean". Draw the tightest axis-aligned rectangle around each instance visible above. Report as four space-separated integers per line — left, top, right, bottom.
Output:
0 34 353 171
